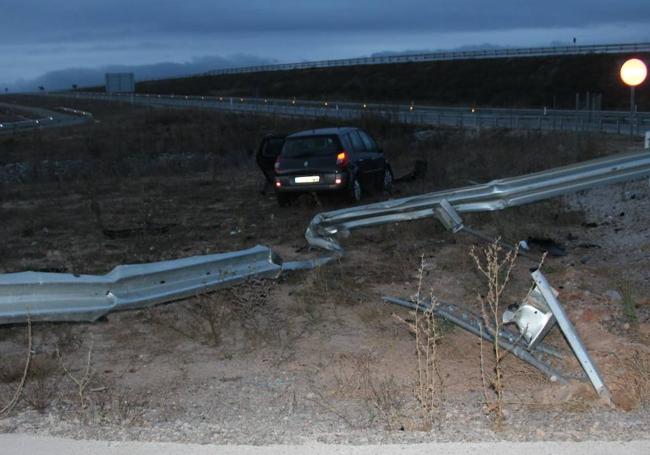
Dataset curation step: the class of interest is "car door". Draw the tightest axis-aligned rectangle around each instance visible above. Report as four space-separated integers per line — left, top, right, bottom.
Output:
358 130 385 185
347 130 372 185
256 135 285 183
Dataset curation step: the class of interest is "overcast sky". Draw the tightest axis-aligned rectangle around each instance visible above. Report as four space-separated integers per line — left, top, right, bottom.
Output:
2 0 649 90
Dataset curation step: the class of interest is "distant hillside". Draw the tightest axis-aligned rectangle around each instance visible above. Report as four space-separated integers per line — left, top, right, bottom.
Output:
135 53 650 110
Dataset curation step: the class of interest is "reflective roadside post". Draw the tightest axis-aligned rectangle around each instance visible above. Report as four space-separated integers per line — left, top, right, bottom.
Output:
620 58 647 136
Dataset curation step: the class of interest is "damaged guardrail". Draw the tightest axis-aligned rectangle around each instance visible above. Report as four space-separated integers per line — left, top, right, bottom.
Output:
384 269 612 398
0 150 648 326
0 245 283 324
383 295 569 384
305 150 650 253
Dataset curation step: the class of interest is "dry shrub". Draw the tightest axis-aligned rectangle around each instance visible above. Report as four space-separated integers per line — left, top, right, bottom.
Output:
293 263 371 322
612 350 650 410
149 280 284 350
413 258 445 428
80 389 148 426
327 351 407 430
0 319 32 417
23 355 60 413
391 255 445 430
470 239 518 428
56 335 96 408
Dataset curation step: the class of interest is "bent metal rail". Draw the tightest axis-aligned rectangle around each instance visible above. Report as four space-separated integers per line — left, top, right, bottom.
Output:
305 149 650 253
0 149 648 325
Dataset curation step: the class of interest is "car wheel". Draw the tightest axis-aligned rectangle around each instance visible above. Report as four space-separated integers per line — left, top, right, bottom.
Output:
383 167 393 194
349 177 362 202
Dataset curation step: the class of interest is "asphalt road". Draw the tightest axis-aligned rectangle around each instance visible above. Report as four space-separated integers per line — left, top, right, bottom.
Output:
1 434 648 455
0 102 92 134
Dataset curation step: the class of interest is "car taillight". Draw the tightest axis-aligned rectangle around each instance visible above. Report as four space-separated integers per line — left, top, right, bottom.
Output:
336 151 349 168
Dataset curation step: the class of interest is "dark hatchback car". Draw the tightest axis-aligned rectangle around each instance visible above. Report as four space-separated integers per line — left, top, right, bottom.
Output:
256 127 392 206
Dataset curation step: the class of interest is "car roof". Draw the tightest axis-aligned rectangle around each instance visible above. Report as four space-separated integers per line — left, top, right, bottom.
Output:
286 127 358 138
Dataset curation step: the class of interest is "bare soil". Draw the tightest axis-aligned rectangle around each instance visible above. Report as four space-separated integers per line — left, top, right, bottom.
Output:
0 98 648 444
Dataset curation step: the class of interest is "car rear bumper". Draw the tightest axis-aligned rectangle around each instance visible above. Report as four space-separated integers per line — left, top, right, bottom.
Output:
274 172 348 192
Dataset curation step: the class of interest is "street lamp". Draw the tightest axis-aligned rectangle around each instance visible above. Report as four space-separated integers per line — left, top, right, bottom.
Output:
620 58 647 134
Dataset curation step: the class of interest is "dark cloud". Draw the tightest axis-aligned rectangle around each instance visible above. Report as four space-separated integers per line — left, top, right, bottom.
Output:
2 1 649 43
1 1 649 91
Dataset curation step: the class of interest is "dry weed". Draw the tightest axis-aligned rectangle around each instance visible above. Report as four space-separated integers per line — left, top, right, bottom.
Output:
392 255 445 430
326 351 406 430
413 257 445 429
470 239 518 428
56 335 96 408
23 355 60 413
613 350 650 410
0 318 32 417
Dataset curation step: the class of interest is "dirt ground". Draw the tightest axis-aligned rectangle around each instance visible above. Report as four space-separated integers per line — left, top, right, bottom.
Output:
0 98 649 444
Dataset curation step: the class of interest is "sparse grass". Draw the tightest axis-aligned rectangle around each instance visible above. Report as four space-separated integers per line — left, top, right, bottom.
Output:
292 262 371 322
24 355 60 413
147 281 285 352
619 281 638 325
79 389 147 427
56 335 96 408
326 351 407 430
613 350 650 410
0 319 32 418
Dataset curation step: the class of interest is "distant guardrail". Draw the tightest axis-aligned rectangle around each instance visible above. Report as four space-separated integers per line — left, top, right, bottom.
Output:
0 103 92 133
48 91 650 137
196 42 650 77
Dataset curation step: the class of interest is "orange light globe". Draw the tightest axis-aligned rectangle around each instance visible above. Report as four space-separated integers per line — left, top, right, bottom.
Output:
620 58 647 87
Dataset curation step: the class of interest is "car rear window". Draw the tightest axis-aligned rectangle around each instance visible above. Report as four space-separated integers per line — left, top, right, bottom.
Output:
348 131 366 152
281 135 341 158
262 138 285 158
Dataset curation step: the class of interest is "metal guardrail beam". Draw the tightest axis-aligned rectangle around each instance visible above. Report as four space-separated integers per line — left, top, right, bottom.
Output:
0 148 648 324
45 92 650 137
2 97 649 325
196 42 650 77
0 245 283 324
531 270 611 398
305 150 650 253
383 295 568 383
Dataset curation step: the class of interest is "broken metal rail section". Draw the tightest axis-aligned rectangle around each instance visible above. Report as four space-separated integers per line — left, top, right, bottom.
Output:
0 150 648 330
531 270 610 398
0 245 284 324
384 267 611 398
305 150 650 253
382 295 569 384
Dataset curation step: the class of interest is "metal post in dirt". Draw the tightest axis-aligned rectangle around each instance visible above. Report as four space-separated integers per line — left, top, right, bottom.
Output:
531 270 611 400
630 86 635 136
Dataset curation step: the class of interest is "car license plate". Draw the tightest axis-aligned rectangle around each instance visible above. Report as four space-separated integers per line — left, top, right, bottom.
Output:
295 176 320 183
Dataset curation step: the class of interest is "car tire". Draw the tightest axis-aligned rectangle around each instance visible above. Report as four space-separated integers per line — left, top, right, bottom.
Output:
383 167 393 195
349 176 362 203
